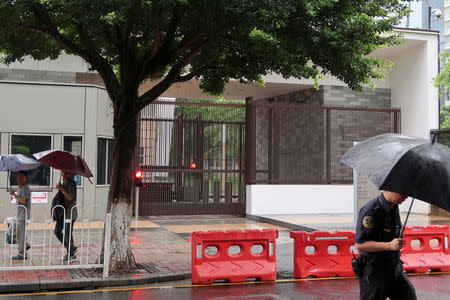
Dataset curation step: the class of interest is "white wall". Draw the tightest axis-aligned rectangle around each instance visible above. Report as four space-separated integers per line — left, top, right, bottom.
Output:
389 32 439 215
96 89 114 137
246 185 354 215
0 82 86 134
391 34 439 139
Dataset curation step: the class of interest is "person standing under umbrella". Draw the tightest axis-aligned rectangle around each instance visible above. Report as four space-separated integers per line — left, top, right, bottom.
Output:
355 190 416 300
53 171 77 262
8 170 31 260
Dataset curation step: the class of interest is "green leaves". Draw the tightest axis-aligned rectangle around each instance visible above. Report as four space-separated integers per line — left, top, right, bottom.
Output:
0 0 408 101
433 51 450 98
440 104 450 130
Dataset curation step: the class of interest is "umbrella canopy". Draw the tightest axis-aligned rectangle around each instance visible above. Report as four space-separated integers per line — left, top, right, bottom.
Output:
340 133 450 212
33 150 93 178
0 154 41 172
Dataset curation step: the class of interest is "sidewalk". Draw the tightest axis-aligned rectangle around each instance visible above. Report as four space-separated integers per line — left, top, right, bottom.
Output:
0 215 288 292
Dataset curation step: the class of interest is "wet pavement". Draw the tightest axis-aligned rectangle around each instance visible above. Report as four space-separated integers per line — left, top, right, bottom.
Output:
1 274 449 299
0 214 448 292
262 213 450 231
0 215 289 285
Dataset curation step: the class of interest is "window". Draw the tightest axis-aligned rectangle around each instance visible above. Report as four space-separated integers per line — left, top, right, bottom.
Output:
10 135 51 186
64 136 83 186
97 138 114 185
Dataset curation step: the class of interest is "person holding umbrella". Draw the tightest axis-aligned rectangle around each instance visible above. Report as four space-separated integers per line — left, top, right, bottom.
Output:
8 170 31 260
354 190 416 299
33 149 93 263
53 171 78 262
340 133 450 300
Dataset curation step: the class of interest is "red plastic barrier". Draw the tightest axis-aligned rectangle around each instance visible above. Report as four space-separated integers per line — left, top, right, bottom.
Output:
401 225 450 273
191 229 278 284
290 231 357 278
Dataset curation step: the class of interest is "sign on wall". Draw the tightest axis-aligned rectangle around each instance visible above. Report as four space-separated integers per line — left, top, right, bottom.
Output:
352 141 380 227
10 192 49 204
353 171 379 227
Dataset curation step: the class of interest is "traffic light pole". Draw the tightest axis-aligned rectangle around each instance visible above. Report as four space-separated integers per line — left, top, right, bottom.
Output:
134 186 140 225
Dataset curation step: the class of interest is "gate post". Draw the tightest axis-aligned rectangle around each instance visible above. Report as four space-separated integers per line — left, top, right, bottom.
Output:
175 114 184 202
196 115 204 202
245 97 255 184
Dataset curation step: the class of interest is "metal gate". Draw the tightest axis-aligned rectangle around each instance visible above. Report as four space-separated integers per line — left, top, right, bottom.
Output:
136 99 246 216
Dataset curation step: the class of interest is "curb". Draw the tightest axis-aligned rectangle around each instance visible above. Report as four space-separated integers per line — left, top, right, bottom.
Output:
0 272 191 294
0 271 296 293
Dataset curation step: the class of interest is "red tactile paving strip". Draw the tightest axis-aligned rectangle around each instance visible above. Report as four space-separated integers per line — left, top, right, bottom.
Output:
0 269 72 282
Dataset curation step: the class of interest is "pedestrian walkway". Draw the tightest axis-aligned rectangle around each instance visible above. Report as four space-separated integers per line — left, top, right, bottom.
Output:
0 215 288 288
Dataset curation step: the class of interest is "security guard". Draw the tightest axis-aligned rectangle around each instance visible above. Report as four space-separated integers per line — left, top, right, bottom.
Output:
355 191 416 300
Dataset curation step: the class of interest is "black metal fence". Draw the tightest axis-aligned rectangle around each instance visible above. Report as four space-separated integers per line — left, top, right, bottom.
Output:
431 129 450 147
136 99 246 215
246 100 401 184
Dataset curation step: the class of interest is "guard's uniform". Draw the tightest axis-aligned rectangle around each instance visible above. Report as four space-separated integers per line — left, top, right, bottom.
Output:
355 193 416 300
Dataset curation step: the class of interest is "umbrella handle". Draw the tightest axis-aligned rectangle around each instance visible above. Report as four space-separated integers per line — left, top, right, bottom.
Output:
401 198 415 237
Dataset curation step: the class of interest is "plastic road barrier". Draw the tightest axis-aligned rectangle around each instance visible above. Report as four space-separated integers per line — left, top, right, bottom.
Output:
191 229 278 284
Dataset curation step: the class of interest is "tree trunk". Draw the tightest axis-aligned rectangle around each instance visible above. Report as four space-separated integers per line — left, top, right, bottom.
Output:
104 96 139 273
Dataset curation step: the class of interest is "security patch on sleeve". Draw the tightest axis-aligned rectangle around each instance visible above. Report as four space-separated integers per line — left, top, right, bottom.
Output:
362 216 374 228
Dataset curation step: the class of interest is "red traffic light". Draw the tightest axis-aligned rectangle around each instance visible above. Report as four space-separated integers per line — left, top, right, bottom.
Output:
135 170 143 179
190 162 197 169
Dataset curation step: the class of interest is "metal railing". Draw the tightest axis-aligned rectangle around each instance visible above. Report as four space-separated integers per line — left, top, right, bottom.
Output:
0 205 111 278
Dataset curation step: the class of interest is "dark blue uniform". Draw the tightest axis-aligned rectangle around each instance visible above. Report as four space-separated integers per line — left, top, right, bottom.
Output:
355 193 416 300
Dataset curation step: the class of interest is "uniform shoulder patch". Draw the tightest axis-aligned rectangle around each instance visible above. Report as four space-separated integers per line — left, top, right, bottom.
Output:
362 216 374 228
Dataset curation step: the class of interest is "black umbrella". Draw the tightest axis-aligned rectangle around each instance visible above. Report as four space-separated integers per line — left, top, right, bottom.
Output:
340 133 450 232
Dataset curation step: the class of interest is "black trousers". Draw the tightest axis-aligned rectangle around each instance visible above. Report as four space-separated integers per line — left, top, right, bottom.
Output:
54 219 76 256
359 260 416 300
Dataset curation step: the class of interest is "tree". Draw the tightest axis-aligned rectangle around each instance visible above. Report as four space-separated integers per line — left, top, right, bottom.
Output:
433 52 450 99
433 52 450 129
0 0 407 273
440 104 450 130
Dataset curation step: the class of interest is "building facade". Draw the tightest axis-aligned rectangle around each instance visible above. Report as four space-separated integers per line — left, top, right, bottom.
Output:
0 28 440 219
0 57 113 219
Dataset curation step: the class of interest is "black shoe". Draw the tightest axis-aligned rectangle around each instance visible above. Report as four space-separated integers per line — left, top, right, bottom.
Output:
63 254 77 262
12 254 27 260
26 244 31 251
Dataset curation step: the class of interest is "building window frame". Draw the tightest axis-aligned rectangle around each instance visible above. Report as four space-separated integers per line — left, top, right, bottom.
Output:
62 134 84 187
96 136 114 186
9 133 53 189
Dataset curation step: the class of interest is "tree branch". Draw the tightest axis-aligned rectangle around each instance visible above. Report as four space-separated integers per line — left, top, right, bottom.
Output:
137 6 184 83
136 7 164 82
136 70 180 111
25 3 121 99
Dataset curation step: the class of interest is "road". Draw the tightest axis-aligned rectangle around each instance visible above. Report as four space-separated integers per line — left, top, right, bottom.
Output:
1 274 449 300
